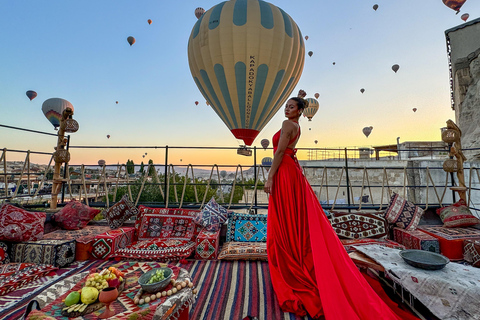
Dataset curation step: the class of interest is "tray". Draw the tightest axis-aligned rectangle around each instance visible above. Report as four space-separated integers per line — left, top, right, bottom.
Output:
399 249 450 270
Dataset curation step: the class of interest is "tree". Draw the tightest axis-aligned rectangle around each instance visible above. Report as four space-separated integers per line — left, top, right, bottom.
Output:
148 159 155 176
139 161 145 174
126 159 134 174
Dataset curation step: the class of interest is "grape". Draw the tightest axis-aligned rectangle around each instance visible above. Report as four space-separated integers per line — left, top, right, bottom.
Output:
147 269 165 284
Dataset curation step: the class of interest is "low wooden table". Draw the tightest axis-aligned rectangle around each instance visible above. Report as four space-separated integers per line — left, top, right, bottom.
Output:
349 251 385 272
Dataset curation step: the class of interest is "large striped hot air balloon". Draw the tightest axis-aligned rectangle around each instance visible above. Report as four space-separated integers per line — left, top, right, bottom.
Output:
442 0 467 13
261 157 273 167
303 98 319 121
187 0 305 146
41 98 74 129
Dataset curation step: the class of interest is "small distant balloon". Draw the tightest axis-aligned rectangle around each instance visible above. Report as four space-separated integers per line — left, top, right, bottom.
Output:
261 139 269 150
373 4 379 11
413 108 417 112
195 7 205 19
332 62 336 65
314 93 319 99
309 128 312 131
127 36 135 46
442 0 467 13
392 64 400 73
147 19 152 25
107 135 110 139
98 160 106 166
305 35 309 40
314 140 318 145
308 51 313 57
360 88 365 94
145 152 147 155
195 101 199 106
362 127 373 138
115 101 118 104
142 155 145 158
26 90 37 101
461 13 469 21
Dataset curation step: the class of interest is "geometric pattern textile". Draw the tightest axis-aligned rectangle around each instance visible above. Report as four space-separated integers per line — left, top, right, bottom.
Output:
384 193 423 231
218 242 268 261
328 211 388 239
11 239 76 267
52 201 101 230
340 238 406 254
436 199 480 228
135 206 197 241
91 227 135 259
393 227 440 253
355 244 480 320
111 238 196 261
103 194 139 229
0 241 10 264
226 212 267 242
0 204 46 242
0 263 57 296
195 229 221 260
194 197 228 232
464 239 480 268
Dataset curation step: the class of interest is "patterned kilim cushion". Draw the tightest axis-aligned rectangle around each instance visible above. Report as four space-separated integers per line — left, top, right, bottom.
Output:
195 229 221 260
104 194 139 229
385 193 423 231
135 206 198 241
112 239 196 261
53 201 101 230
328 211 387 239
91 227 136 259
194 197 228 232
0 204 46 242
218 242 268 261
437 200 480 228
0 242 10 265
226 212 267 242
0 263 57 296
11 239 76 268
340 238 406 253
464 239 480 267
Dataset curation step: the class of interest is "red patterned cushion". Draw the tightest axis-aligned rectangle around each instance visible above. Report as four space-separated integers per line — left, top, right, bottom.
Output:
0 204 46 242
384 193 423 231
464 239 480 267
135 206 197 241
436 199 480 228
111 239 196 261
328 211 387 239
0 241 10 264
104 194 139 229
0 262 57 296
53 201 101 230
218 242 268 261
340 238 406 253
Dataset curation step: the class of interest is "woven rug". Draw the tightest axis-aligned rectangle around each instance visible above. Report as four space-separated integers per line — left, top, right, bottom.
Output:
355 245 480 320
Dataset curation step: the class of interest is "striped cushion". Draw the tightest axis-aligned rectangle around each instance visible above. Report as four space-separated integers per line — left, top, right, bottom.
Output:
385 193 423 231
218 242 267 261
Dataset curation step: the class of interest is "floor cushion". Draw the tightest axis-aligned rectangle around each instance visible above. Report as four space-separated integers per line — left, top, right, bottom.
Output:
384 193 423 231
329 211 388 239
436 199 480 228
111 239 196 261
194 197 229 232
0 263 57 296
226 212 267 242
52 201 101 230
218 242 268 261
0 204 46 242
464 239 480 267
340 238 406 253
104 194 139 229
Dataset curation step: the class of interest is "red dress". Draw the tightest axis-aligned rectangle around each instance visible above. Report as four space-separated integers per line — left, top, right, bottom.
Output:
267 128 401 319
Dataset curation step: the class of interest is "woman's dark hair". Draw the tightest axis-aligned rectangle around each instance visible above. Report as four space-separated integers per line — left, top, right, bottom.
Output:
289 97 309 111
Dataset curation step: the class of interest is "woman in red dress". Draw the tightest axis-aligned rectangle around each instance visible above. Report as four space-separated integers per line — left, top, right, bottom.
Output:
263 95 401 319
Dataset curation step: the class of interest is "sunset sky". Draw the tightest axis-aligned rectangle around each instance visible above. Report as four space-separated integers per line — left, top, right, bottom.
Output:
1 0 478 167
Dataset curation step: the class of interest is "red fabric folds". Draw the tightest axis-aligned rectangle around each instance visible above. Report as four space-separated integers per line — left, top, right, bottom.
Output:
267 130 401 319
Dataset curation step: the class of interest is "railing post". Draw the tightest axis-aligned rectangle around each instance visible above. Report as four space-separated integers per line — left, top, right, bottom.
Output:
254 146 257 214
61 135 70 203
344 148 351 212
164 146 168 207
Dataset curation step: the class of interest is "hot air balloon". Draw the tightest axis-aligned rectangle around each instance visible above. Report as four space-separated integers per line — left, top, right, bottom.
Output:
360 88 365 94
392 64 400 73
362 127 372 138
333 62 336 65
442 0 467 13
107 135 110 139
308 51 313 57
305 35 309 40
304 98 319 121
461 13 469 21
261 157 273 167
314 140 318 144
26 90 37 101
413 108 417 112
147 19 152 25
115 101 118 104
42 98 74 129
373 4 379 11
314 93 319 99
127 36 135 46
195 7 205 19
261 139 269 150
98 159 106 166
188 0 305 146
195 101 199 106
142 155 145 158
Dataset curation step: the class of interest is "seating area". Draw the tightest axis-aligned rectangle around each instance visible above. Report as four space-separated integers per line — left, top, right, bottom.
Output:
1 191 480 319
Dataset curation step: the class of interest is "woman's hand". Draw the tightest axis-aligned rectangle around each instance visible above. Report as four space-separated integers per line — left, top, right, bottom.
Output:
264 177 273 194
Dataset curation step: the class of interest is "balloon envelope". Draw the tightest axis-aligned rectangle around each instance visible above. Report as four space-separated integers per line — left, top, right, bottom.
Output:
195 7 205 19
41 98 74 129
392 64 400 73
261 157 273 167
314 93 319 99
188 0 305 146
98 159 106 166
442 0 467 12
314 140 318 144
461 13 469 21
362 127 372 137
305 35 309 40
413 108 417 112
195 101 199 105
360 88 365 93
261 139 269 150
147 19 152 25
107 135 110 139
373 4 378 10
26 90 37 101
127 36 135 46
308 51 313 57
304 98 319 121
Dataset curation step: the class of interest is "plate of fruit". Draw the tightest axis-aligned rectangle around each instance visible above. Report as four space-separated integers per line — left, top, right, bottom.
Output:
61 267 125 318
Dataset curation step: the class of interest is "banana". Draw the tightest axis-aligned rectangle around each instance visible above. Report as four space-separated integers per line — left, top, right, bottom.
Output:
79 304 88 312
67 304 78 313
73 304 83 312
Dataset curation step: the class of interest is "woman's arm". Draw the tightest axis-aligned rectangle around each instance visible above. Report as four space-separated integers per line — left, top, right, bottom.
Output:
264 120 296 193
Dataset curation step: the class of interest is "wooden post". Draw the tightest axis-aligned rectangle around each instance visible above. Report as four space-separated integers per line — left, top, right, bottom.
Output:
444 120 467 203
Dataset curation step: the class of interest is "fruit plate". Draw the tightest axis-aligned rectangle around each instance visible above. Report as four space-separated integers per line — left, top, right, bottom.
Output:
60 280 125 318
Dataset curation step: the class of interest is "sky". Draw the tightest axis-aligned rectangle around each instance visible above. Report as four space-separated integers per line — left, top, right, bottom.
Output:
1 0 479 167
